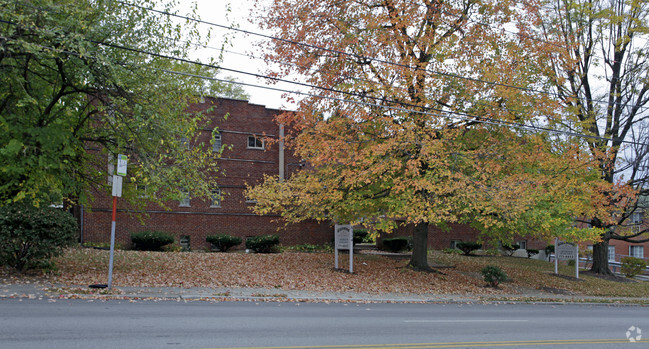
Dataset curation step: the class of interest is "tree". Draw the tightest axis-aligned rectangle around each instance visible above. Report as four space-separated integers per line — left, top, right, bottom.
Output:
248 0 604 270
535 0 649 274
0 0 227 209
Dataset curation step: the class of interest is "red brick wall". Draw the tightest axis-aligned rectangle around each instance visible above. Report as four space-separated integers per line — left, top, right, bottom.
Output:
82 97 332 249
379 222 550 250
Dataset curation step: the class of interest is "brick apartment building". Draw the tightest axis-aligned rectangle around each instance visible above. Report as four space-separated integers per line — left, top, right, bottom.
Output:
79 97 648 260
81 97 333 250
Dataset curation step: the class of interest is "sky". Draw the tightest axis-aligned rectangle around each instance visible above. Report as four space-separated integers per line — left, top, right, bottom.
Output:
176 0 299 110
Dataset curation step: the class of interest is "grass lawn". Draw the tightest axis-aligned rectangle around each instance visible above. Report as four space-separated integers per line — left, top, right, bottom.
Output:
3 247 648 299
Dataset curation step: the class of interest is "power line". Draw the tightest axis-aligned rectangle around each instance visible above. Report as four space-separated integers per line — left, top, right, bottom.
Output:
2 25 646 148
116 0 648 113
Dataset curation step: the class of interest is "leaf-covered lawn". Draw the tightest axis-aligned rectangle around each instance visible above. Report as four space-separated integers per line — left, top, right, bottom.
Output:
433 252 649 297
8 248 648 298
48 248 501 296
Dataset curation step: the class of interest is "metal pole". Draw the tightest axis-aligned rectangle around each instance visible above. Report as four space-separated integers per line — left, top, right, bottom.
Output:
107 196 117 289
575 244 579 279
554 238 558 274
349 239 353 273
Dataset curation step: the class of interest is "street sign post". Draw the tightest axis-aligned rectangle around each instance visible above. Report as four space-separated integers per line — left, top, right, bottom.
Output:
335 224 354 273
107 154 127 289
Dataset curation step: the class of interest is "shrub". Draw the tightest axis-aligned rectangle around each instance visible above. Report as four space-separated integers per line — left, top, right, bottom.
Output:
206 234 242 252
621 257 647 278
131 231 174 251
246 234 280 253
456 242 482 256
544 245 555 261
83 242 124 250
481 265 508 287
442 248 462 255
353 229 369 244
502 243 520 256
0 203 78 272
286 243 332 253
526 249 540 258
382 237 410 252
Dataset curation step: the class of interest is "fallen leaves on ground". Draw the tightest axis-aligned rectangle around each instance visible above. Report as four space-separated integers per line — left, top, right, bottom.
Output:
3 248 647 298
44 248 503 295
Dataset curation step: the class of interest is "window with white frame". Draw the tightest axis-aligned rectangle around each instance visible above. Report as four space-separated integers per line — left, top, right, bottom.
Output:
608 246 616 262
179 189 190 207
632 211 643 224
210 189 221 208
247 135 264 150
630 245 644 258
212 134 222 154
517 240 527 250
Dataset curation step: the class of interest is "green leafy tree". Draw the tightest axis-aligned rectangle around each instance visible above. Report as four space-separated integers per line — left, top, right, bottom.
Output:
0 0 228 208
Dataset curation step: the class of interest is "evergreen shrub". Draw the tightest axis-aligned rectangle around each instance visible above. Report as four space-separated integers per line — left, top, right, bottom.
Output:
131 231 174 251
456 242 482 256
0 203 77 272
481 265 508 287
206 234 242 252
246 234 280 253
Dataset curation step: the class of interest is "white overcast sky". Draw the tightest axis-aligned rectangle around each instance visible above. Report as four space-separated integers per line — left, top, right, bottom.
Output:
176 0 300 110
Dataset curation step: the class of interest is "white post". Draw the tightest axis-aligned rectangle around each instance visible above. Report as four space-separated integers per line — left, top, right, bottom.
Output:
108 218 116 288
349 239 353 274
335 248 339 269
554 238 558 274
575 244 579 279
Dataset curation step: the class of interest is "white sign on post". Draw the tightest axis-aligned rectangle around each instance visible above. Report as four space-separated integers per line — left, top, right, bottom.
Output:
556 243 576 260
111 175 123 197
334 224 354 273
116 154 128 176
554 238 579 279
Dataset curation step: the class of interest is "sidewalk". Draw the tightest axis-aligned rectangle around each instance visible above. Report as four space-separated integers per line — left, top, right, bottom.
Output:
2 281 649 305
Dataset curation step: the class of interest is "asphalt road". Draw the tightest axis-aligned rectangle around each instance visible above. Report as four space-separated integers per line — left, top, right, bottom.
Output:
0 299 647 349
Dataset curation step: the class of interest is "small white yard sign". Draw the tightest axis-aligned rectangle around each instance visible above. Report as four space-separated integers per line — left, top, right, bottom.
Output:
554 238 579 279
335 224 354 273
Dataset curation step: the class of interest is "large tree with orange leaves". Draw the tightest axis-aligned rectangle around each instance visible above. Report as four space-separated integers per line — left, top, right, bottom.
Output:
248 0 612 270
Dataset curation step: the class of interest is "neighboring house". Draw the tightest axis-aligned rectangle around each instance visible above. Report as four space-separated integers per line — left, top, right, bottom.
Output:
81 97 332 250
588 197 648 262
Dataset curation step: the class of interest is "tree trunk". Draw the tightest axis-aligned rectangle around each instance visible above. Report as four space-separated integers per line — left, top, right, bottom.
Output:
409 221 431 271
591 239 613 275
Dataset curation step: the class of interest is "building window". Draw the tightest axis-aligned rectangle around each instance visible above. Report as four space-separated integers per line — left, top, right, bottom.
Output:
212 134 222 154
210 189 221 208
179 189 190 207
630 246 644 258
450 240 462 249
180 235 190 251
608 246 616 262
247 135 264 150
136 184 148 198
517 240 527 250
632 212 642 224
